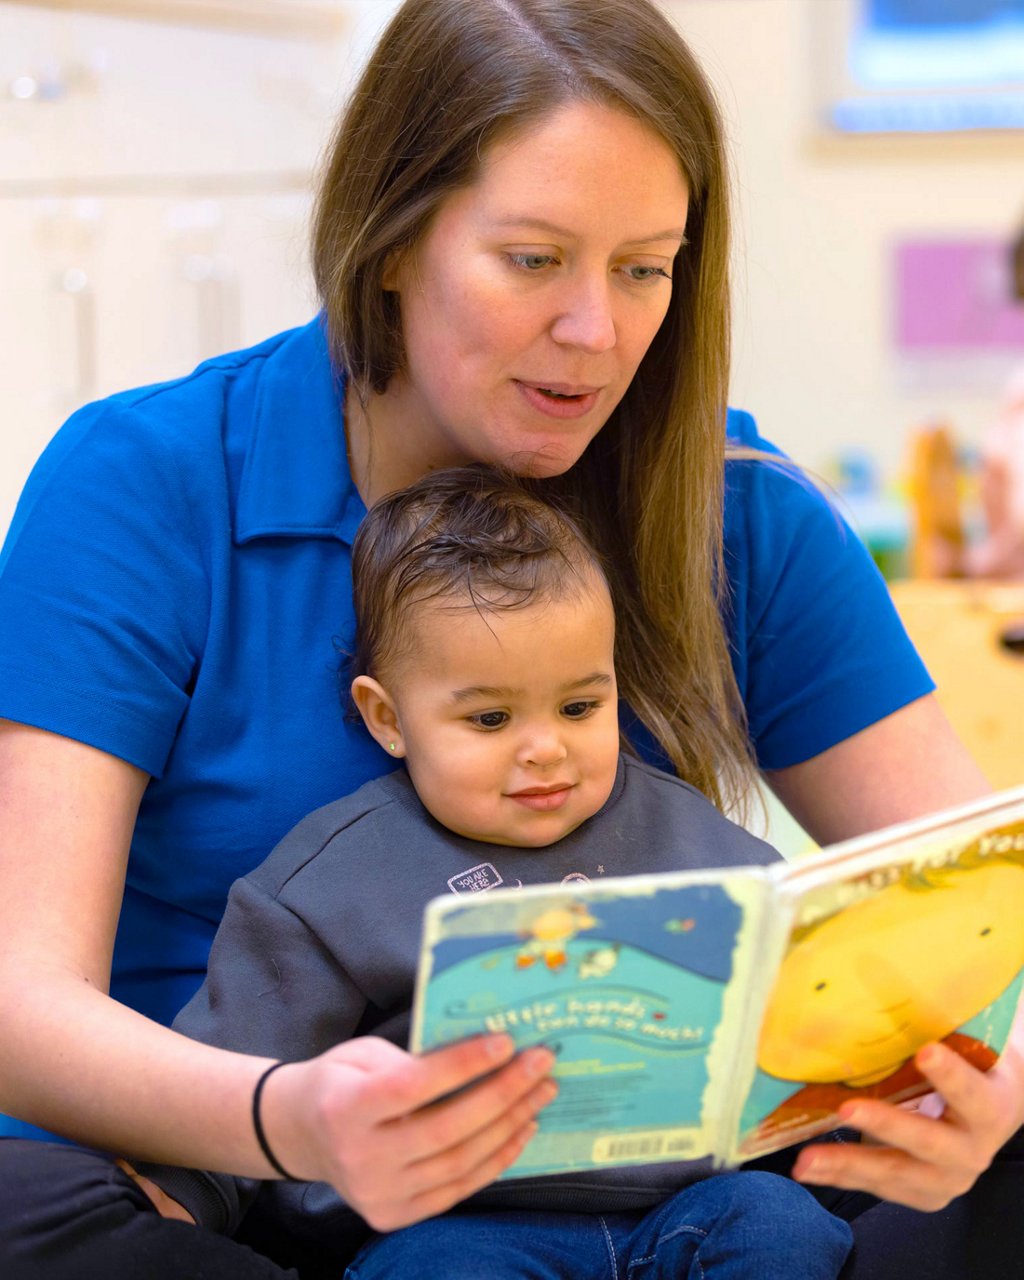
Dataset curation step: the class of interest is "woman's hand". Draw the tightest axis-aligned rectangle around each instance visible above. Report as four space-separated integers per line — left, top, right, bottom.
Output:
259 1034 557 1232
793 1037 1024 1210
115 1159 198 1224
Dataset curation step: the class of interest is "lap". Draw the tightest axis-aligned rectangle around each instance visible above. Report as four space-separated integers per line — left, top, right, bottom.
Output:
345 1172 852 1280
0 1139 301 1280
3 1128 1020 1279
841 1125 1024 1280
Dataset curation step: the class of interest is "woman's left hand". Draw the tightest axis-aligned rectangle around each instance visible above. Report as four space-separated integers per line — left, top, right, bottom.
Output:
115 1159 197 1224
792 1037 1024 1210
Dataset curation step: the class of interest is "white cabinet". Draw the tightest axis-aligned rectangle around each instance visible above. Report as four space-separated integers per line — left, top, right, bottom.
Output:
0 0 352 534
0 191 315 524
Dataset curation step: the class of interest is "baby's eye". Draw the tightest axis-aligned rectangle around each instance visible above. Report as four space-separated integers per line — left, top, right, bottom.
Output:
561 700 598 720
506 252 558 272
469 710 509 730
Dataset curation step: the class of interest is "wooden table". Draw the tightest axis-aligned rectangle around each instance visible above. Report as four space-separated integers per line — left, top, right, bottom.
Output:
887 580 1024 790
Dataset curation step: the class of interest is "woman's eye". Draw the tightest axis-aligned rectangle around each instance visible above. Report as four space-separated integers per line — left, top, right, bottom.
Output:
562 700 597 720
624 264 671 284
506 252 557 272
470 710 509 730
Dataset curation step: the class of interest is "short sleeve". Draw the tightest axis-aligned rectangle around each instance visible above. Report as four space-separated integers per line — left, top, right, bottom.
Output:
724 411 934 770
0 399 211 776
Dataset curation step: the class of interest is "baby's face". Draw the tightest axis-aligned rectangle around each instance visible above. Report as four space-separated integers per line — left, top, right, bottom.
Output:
388 578 620 848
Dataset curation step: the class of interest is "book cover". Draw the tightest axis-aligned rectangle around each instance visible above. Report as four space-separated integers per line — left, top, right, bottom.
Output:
410 786 1024 1175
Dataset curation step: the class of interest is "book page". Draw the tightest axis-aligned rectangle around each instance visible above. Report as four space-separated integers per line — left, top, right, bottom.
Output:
735 796 1024 1161
411 870 768 1177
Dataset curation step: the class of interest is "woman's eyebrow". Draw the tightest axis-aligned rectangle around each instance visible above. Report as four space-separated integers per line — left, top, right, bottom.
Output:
491 216 687 246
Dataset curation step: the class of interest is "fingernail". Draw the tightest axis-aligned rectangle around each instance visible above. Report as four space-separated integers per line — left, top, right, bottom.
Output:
486 1034 515 1061
838 1104 862 1126
534 1080 559 1108
917 1045 938 1069
523 1047 556 1078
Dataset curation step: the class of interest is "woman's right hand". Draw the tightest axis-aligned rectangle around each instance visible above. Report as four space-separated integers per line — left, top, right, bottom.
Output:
258 1035 558 1231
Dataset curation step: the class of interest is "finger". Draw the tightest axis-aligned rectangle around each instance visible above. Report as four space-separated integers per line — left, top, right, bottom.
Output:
837 1043 1010 1163
834 1098 972 1170
400 1076 558 1194
114 1159 197 1224
792 1140 967 1212
380 1046 556 1165
913 1042 998 1128
365 1117 542 1233
351 1034 519 1123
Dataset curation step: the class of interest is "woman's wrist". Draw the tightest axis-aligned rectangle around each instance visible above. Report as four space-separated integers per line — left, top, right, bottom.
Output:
252 1061 304 1181
251 1057 316 1183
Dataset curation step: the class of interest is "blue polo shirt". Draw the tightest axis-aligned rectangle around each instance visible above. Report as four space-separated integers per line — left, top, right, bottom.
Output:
0 318 932 1138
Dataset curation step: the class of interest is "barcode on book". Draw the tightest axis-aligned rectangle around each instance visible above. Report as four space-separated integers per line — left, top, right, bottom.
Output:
592 1130 695 1162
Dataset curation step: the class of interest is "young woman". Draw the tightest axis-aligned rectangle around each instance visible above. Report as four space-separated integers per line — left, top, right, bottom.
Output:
0 1 1018 1276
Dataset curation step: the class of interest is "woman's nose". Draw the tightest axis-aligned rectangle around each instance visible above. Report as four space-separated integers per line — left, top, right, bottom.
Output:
550 277 617 353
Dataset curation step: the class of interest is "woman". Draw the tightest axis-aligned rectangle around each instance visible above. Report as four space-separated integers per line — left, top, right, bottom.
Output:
0 0 1019 1275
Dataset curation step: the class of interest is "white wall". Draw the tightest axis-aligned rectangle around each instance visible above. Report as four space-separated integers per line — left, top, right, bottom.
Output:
3 0 1023 539
666 0 1024 480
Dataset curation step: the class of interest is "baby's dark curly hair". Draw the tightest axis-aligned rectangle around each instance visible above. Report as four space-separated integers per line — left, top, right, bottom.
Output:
350 465 610 681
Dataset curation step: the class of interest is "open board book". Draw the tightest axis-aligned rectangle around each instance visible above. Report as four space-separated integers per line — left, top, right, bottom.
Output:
410 786 1024 1176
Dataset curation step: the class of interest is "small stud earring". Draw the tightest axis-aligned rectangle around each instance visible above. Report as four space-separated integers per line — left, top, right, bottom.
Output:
388 742 396 752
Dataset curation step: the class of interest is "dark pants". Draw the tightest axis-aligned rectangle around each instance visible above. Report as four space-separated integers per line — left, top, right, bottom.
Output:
2 1130 1022 1279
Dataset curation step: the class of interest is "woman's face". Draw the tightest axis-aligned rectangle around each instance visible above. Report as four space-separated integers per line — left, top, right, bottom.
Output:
360 100 689 496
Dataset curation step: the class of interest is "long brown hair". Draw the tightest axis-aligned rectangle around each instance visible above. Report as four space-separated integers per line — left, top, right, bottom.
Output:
312 0 755 813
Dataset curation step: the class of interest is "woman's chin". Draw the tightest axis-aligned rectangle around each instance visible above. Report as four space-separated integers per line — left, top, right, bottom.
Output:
496 444 590 480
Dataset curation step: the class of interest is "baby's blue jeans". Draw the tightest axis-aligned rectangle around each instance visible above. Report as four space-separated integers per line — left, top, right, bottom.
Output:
343 1170 853 1279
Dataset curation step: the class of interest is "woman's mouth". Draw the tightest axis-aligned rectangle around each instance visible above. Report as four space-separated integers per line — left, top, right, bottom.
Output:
515 381 600 420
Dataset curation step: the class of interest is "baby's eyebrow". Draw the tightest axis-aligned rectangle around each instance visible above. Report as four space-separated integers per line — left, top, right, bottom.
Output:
449 673 614 704
450 685 518 704
563 673 615 691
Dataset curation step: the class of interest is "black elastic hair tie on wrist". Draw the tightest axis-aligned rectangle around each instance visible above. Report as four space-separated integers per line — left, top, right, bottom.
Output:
252 1060 302 1182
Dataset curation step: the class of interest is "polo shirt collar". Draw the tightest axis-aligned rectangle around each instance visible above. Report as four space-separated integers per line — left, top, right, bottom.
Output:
234 316 367 546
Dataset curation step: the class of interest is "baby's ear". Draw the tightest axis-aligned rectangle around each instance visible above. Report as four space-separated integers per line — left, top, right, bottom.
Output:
350 675 406 758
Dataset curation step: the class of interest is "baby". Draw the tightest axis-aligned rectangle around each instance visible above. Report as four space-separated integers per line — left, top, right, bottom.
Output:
139 466 853 1279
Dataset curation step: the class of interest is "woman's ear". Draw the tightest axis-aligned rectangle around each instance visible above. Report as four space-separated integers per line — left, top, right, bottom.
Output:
351 675 406 758
381 244 411 293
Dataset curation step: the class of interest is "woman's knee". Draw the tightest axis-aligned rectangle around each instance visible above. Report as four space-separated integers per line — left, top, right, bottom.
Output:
0 1139 298 1280
0 1139 153 1279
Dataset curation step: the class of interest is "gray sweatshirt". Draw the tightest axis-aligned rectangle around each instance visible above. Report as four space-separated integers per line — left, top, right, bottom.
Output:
143 755 779 1245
